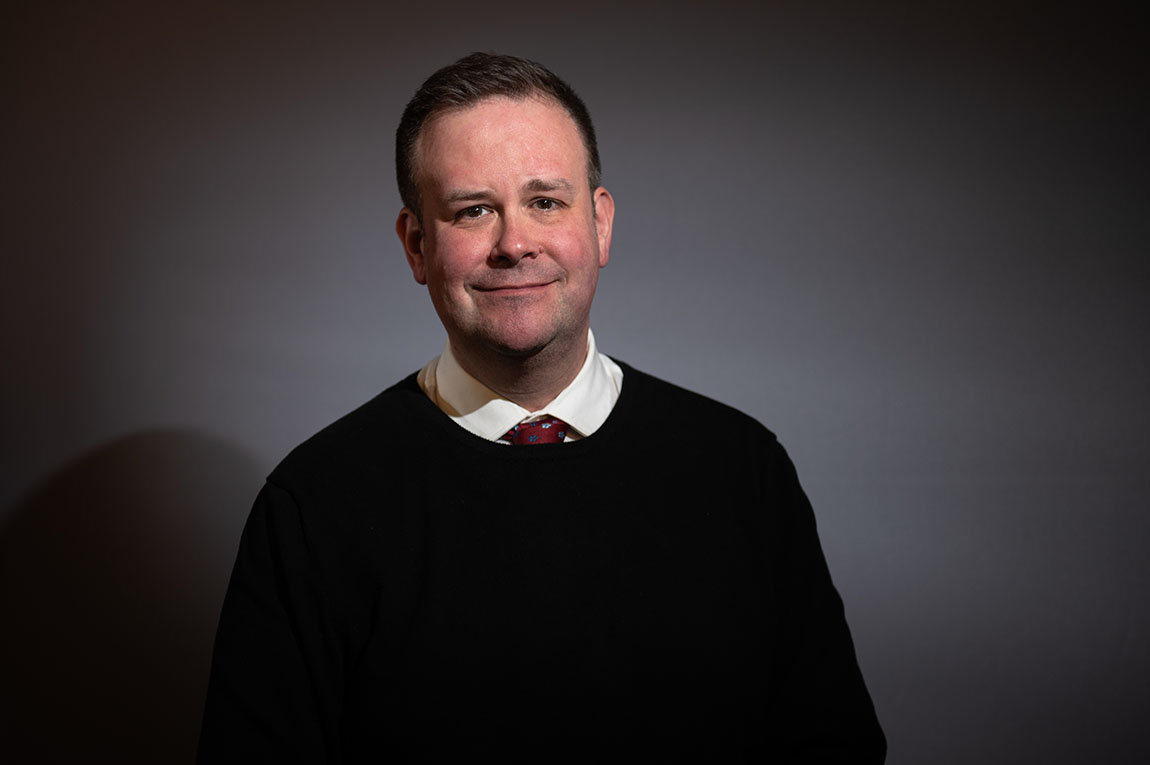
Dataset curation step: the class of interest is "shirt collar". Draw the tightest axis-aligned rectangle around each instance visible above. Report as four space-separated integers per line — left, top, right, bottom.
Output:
418 329 622 442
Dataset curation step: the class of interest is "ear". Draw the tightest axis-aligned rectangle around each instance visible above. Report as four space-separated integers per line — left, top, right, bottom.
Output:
396 207 428 285
592 187 615 268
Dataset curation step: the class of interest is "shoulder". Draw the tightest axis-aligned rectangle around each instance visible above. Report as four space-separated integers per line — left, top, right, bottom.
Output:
267 371 431 489
607 360 811 530
612 359 780 444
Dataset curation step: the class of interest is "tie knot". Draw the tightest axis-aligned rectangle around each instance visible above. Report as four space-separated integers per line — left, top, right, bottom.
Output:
503 416 570 445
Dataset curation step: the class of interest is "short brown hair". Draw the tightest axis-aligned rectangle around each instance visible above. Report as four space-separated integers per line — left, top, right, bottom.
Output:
396 52 602 218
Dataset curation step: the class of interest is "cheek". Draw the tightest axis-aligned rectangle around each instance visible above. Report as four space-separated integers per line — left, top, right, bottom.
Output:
552 232 601 278
428 232 487 284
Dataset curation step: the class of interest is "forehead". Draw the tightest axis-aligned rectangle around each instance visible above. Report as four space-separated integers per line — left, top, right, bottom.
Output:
414 96 587 191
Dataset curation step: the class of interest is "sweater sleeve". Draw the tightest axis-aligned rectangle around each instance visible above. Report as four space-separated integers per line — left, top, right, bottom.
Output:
198 482 344 763
764 439 887 763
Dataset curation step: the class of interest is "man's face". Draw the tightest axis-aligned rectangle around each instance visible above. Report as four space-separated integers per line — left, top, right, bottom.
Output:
397 96 614 369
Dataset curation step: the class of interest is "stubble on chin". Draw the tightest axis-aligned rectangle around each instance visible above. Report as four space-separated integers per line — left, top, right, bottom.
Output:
472 304 564 359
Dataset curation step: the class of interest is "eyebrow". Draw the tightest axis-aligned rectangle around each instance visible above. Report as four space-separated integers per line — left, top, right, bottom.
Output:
523 178 575 195
442 188 492 205
441 178 576 206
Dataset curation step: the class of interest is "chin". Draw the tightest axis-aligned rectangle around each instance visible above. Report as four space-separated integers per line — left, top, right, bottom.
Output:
481 332 555 359
470 312 561 357
479 319 587 362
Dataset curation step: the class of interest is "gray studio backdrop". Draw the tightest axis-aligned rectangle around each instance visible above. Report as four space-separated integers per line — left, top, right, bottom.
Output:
3 2 1147 762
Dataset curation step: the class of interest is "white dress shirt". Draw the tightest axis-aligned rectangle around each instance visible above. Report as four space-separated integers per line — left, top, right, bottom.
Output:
417 330 624 442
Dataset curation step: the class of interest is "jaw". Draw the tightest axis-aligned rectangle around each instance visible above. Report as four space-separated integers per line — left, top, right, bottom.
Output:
442 291 590 376
470 294 571 359
447 314 592 412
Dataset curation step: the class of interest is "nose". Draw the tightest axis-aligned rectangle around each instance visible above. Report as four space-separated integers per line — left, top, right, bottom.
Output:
489 211 537 267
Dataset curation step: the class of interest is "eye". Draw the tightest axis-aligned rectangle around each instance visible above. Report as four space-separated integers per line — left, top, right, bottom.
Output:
532 198 560 211
455 205 489 221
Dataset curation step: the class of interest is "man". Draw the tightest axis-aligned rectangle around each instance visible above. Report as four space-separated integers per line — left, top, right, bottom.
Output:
199 53 885 762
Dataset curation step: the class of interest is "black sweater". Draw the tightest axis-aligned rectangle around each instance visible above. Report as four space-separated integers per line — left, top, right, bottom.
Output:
199 362 885 763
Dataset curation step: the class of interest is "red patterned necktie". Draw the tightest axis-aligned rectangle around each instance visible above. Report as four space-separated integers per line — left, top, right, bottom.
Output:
502 416 570 445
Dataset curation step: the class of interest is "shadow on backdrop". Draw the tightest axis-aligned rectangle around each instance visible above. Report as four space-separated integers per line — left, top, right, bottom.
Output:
0 429 262 762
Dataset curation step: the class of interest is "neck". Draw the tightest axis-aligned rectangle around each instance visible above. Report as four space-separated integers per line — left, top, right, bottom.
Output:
451 334 588 412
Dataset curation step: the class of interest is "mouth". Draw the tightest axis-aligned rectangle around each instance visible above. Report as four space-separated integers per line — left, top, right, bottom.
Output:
473 281 554 294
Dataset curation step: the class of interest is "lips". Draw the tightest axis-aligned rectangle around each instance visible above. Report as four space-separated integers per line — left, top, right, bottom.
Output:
473 281 554 292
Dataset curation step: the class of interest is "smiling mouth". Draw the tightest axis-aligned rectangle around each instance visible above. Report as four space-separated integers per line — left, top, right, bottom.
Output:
474 282 553 293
